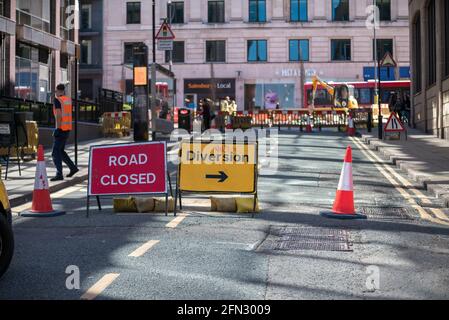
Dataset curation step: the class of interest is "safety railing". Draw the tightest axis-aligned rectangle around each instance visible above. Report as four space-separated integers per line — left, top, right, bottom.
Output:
224 108 372 131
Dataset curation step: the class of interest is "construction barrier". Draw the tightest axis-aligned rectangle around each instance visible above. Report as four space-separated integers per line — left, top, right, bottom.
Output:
271 110 311 129
101 112 131 137
225 108 371 131
232 111 252 130
313 109 347 131
0 120 38 159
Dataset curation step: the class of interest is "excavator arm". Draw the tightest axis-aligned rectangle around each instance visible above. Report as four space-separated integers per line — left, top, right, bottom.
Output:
311 75 335 108
311 74 358 110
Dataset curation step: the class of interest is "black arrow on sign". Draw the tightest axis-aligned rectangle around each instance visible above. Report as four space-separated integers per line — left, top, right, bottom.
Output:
206 171 228 183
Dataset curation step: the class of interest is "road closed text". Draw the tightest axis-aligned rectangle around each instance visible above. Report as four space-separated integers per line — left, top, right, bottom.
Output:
100 154 156 186
88 142 167 196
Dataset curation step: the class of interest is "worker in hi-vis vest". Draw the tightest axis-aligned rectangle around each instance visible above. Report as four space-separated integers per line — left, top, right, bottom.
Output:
50 84 79 181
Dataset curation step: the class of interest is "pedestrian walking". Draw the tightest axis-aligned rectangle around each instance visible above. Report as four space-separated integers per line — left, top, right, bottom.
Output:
388 92 398 115
50 84 79 181
201 98 212 131
401 94 411 124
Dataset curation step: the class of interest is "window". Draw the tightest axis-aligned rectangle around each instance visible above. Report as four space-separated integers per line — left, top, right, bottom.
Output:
413 14 422 93
206 40 226 62
247 40 267 62
427 0 436 86
81 40 92 64
168 1 184 24
332 0 349 21
331 39 351 61
60 0 74 40
165 41 185 63
290 0 307 22
126 2 141 24
373 39 393 61
124 42 144 64
16 0 51 32
15 42 51 103
444 0 449 77
289 40 309 61
376 0 391 21
208 1 225 23
81 4 92 30
249 0 266 23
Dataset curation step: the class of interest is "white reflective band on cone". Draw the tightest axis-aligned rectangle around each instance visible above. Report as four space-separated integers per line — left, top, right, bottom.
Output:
34 162 49 190
337 162 353 191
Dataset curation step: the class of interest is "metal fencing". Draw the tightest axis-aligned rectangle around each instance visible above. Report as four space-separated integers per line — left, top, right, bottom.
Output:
217 108 372 131
0 96 102 127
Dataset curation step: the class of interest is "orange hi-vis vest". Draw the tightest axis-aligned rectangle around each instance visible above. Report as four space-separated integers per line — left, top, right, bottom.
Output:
54 96 73 131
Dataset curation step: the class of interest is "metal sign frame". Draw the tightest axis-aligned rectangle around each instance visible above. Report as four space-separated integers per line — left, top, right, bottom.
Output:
86 141 173 217
174 139 259 218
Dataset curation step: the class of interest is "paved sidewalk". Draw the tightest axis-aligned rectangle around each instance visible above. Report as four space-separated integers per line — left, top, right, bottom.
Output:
359 128 449 207
2 135 178 208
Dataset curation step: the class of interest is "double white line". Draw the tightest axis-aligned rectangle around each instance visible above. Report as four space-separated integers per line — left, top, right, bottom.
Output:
351 137 449 226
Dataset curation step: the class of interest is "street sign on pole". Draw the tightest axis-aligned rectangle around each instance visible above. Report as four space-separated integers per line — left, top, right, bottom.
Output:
157 39 173 51
380 52 397 68
155 21 175 40
384 113 405 132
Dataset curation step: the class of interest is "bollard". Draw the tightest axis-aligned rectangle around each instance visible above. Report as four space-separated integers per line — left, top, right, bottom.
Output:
367 109 372 133
378 114 383 140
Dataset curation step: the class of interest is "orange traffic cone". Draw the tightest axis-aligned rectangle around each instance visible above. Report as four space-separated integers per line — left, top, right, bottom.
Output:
21 145 65 218
321 146 366 219
348 115 355 136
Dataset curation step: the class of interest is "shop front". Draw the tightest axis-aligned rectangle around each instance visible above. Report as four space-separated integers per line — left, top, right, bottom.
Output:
244 82 296 111
183 78 236 110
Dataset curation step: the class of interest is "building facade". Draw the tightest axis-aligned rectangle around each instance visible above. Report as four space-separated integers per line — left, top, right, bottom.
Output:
0 0 79 104
79 0 103 101
102 0 410 110
409 0 449 140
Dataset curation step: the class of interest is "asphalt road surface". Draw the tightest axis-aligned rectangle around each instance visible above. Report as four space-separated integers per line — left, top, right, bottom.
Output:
1 130 448 300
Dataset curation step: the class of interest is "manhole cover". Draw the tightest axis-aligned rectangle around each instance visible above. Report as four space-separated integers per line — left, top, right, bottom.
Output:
360 207 415 220
258 226 353 252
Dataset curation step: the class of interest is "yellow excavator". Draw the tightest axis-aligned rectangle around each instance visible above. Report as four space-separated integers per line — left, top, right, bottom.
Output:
311 75 358 110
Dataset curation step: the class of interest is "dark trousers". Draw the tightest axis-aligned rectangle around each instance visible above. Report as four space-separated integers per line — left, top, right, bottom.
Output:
52 130 77 177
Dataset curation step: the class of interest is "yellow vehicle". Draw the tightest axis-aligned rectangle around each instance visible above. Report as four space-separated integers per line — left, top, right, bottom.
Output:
311 75 358 110
0 165 13 279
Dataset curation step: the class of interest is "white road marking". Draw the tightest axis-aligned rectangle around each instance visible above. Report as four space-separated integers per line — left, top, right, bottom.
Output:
128 240 160 257
11 185 85 214
166 214 188 228
80 273 120 300
351 137 449 226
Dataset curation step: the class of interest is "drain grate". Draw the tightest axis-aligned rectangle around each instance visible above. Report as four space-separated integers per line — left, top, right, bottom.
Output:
258 226 353 252
360 207 415 220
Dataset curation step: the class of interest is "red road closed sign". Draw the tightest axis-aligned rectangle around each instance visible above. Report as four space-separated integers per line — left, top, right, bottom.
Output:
88 142 167 196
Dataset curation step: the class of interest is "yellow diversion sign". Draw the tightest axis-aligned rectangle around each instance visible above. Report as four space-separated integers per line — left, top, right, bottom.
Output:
178 141 258 193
